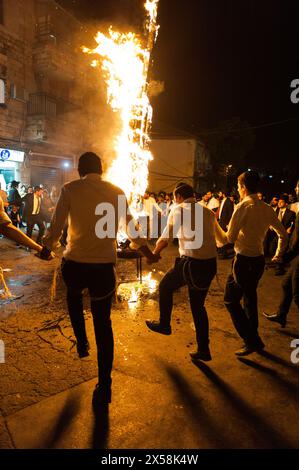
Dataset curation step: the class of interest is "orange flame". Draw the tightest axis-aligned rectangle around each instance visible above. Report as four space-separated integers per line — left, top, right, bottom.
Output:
83 1 159 211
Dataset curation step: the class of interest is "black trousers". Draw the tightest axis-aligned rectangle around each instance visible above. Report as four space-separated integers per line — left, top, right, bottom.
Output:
61 259 116 389
26 215 45 244
159 256 217 352
278 255 299 319
224 254 265 346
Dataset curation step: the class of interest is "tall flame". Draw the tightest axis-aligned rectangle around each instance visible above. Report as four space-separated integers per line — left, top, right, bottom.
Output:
83 0 159 210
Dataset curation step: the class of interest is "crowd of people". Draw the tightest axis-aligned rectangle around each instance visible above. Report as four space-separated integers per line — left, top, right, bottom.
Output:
0 181 60 246
142 187 299 264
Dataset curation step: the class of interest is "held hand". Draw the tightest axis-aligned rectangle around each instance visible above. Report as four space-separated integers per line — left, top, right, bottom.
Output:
39 246 55 261
146 253 161 265
271 255 282 264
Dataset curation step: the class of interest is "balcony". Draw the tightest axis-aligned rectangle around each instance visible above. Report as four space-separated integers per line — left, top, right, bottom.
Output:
27 93 57 117
33 40 78 82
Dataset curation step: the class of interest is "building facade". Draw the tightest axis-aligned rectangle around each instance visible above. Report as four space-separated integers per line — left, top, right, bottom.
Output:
0 0 102 190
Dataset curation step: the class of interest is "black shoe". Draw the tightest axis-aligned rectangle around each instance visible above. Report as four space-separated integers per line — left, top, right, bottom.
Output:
235 341 265 357
262 312 286 327
76 340 90 358
145 320 171 335
190 349 212 362
92 384 111 405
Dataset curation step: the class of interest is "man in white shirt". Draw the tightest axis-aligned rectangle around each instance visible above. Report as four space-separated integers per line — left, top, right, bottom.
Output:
224 171 287 356
43 152 158 404
145 183 227 361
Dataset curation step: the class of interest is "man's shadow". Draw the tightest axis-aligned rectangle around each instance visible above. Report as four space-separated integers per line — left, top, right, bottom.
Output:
91 401 110 449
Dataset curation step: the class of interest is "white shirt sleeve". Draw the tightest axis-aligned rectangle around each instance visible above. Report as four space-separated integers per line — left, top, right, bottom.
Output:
226 203 246 244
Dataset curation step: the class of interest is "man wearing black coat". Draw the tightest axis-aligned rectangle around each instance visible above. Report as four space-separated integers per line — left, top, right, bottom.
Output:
272 194 296 275
8 180 22 208
263 182 299 326
22 186 45 244
217 190 234 259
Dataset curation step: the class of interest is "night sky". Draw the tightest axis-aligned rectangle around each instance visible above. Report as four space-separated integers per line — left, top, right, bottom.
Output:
58 0 299 172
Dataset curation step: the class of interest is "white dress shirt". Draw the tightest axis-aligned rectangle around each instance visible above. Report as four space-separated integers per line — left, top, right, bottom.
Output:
226 194 287 258
32 194 41 215
218 197 227 219
158 197 227 259
278 207 286 222
43 174 147 264
207 196 220 211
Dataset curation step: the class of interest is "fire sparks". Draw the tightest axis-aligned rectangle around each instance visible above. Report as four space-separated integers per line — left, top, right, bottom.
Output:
83 1 160 211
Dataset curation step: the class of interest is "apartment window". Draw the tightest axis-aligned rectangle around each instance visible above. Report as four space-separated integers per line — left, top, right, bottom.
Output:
0 79 5 105
0 0 4 25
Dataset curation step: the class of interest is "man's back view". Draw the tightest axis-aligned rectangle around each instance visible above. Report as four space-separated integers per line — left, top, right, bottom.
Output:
44 152 157 404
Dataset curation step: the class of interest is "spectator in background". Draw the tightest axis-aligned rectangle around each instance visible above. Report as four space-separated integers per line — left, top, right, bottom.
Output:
274 194 296 275
199 191 212 207
8 181 22 209
8 205 21 228
0 195 43 253
207 192 220 213
23 186 45 245
41 189 55 227
257 192 264 201
50 186 59 206
270 196 279 209
19 185 27 198
217 190 234 259
165 193 174 215
142 191 162 239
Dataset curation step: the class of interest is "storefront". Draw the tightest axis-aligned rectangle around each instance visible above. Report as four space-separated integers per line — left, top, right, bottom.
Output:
0 148 25 190
28 152 74 190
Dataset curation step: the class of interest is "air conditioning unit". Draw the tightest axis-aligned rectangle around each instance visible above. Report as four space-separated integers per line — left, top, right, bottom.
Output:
10 83 29 102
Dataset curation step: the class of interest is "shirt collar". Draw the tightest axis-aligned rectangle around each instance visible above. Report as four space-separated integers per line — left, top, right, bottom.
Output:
83 173 102 181
243 194 259 203
183 197 196 204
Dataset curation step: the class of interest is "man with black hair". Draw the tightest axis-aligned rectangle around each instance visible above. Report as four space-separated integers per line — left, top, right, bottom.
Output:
146 183 227 361
263 179 299 327
8 180 22 208
43 152 158 404
23 186 45 245
224 171 287 356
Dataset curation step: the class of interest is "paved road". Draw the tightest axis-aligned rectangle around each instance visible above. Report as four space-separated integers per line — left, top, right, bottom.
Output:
1 239 299 449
